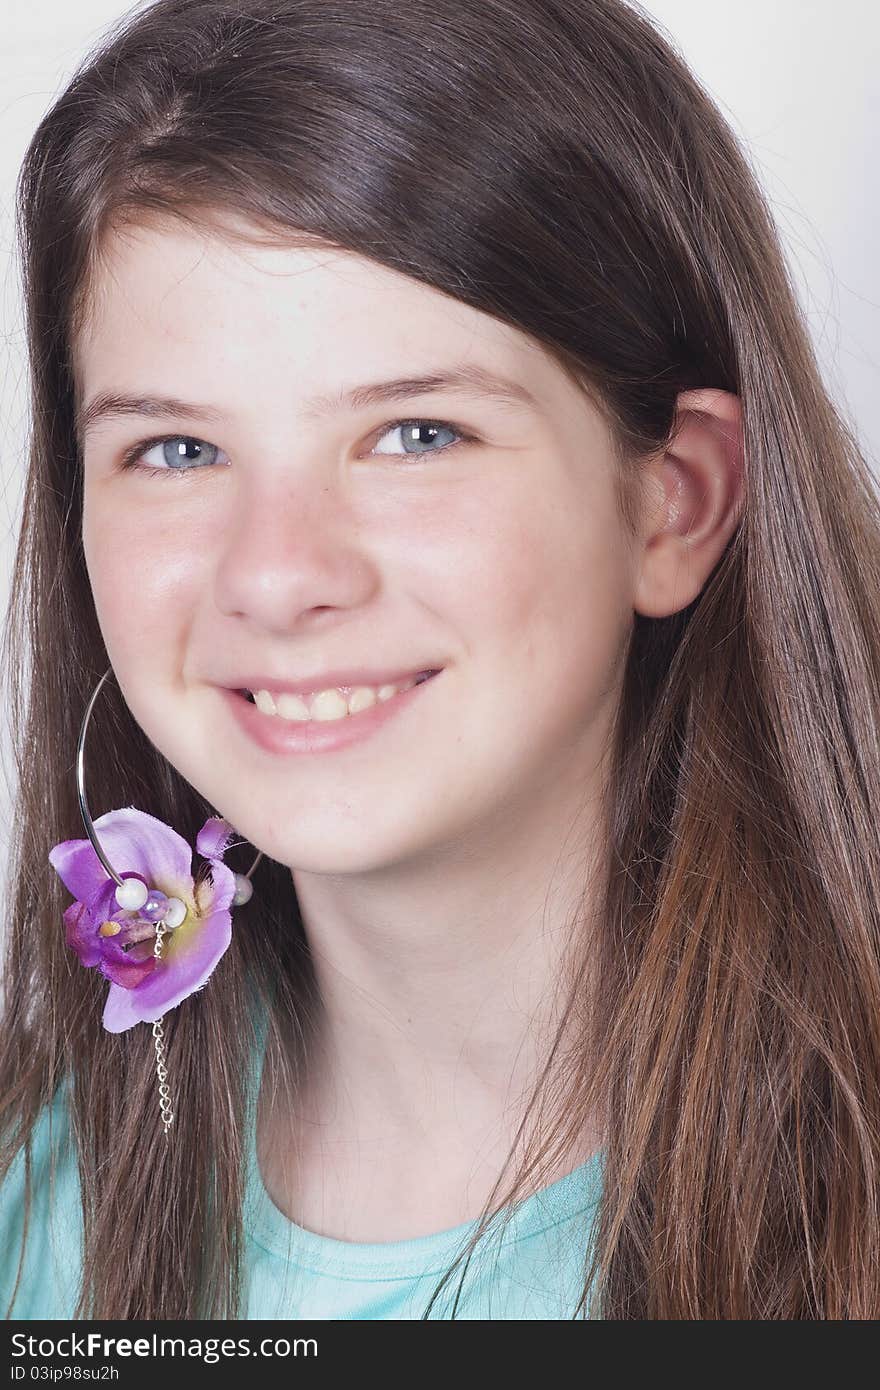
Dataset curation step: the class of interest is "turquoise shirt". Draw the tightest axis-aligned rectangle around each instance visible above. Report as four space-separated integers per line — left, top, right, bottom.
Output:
1 1051 604 1319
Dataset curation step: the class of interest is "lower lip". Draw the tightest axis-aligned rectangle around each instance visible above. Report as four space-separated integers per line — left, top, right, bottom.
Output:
220 672 442 755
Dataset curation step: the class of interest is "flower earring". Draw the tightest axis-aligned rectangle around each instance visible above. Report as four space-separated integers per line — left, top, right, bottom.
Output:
48 665 263 1137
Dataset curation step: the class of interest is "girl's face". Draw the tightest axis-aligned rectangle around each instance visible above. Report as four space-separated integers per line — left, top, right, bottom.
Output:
76 216 643 873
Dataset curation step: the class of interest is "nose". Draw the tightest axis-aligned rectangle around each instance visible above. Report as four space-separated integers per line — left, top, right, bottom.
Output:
212 470 379 634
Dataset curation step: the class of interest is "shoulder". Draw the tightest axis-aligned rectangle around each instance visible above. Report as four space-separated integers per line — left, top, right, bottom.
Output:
0 1081 83 1320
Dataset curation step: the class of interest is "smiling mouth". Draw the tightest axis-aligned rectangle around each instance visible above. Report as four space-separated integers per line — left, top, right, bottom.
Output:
236 669 440 721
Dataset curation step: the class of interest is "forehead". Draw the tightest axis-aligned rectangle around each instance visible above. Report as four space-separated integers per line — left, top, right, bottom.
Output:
78 216 550 389
72 216 585 421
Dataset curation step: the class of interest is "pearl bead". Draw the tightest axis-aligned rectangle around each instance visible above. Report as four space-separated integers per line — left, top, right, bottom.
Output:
142 889 170 922
115 877 148 911
232 873 253 907
162 897 187 929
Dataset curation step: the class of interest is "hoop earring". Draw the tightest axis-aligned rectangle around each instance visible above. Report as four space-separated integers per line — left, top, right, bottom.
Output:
50 665 263 1138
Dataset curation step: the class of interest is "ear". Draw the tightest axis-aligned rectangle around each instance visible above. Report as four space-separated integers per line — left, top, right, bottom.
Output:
633 388 745 619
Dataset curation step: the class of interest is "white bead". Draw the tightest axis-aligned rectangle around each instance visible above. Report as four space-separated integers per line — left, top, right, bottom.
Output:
162 897 187 929
232 872 253 907
115 877 149 911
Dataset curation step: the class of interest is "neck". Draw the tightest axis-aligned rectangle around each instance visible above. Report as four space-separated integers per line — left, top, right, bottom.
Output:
257 772 608 1239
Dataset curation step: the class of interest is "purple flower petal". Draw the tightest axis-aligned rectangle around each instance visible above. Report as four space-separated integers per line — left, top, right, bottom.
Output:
50 808 247 1033
63 900 103 968
195 816 238 862
102 858 237 1032
49 806 197 909
50 841 122 915
97 934 157 990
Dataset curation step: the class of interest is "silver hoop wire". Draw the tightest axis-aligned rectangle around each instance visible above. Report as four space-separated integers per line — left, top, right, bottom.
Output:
76 665 263 888
76 664 263 1138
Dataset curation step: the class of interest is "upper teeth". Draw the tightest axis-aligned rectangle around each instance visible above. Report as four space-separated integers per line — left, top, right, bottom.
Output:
251 674 424 722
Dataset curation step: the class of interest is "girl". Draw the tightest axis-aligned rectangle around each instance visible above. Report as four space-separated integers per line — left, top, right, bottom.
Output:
2 0 879 1320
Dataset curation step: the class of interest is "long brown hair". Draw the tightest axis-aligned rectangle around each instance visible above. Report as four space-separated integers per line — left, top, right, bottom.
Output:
3 0 879 1318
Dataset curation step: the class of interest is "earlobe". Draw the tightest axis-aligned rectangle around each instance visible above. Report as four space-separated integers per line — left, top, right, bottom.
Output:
632 388 745 620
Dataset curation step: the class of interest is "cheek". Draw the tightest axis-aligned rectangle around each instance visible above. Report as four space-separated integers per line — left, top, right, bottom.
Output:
436 480 631 689
82 483 198 672
82 496 204 779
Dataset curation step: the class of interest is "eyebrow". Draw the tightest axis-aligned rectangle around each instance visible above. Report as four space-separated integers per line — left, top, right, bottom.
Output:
76 365 539 441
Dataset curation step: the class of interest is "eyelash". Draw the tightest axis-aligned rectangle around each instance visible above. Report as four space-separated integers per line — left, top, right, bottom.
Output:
116 417 478 478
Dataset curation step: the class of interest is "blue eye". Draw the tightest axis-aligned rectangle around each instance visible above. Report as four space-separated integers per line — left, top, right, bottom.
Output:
118 436 229 474
372 419 465 456
118 418 475 478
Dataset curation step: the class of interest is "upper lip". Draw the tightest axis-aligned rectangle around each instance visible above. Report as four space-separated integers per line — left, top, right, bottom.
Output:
223 667 441 697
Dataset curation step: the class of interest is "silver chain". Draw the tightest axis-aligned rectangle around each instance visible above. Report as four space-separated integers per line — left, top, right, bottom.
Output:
152 919 174 1137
